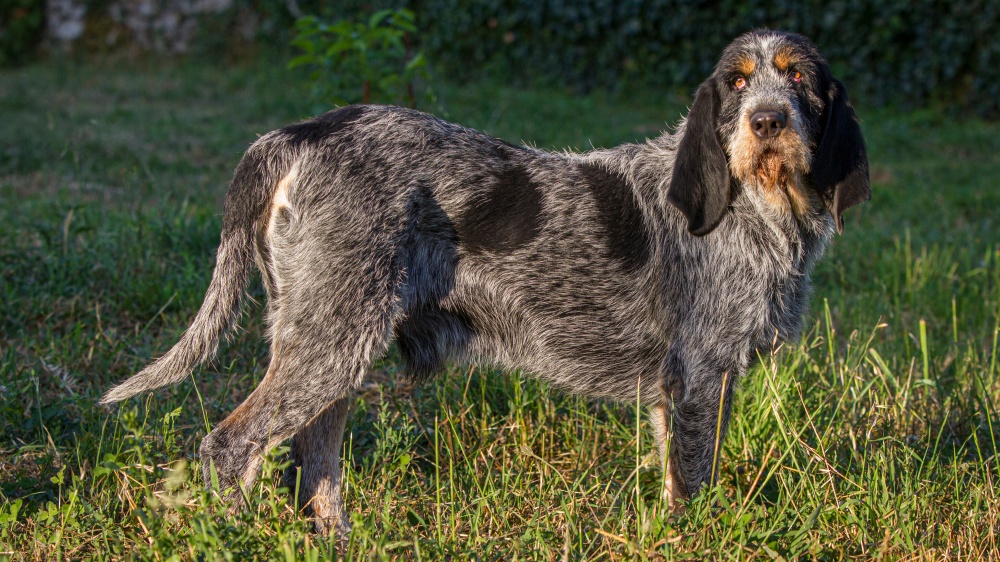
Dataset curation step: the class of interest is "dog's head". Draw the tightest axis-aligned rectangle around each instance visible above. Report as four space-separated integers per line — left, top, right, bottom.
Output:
668 30 870 235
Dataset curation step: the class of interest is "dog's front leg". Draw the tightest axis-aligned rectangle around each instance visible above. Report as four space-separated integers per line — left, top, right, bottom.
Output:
662 368 736 511
649 402 686 513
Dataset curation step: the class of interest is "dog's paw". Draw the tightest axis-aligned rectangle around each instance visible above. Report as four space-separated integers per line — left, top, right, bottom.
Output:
667 498 688 517
313 513 352 540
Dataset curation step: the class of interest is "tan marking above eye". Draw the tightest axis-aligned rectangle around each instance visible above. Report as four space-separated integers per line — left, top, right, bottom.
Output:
774 49 796 71
737 55 756 77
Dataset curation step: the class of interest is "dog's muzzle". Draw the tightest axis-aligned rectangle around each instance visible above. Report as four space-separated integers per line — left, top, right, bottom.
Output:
750 111 786 139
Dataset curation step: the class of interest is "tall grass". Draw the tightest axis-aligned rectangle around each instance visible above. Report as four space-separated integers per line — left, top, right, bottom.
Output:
1 58 998 560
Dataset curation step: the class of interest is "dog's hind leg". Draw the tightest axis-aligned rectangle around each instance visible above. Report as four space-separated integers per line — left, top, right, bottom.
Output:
199 154 412 518
197 299 394 505
196 354 352 503
284 396 352 537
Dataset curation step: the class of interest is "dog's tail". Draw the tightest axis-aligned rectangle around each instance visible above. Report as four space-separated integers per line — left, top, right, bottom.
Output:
100 141 286 405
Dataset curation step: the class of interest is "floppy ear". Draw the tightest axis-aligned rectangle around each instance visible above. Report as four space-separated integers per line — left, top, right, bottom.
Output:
810 78 870 233
667 81 731 236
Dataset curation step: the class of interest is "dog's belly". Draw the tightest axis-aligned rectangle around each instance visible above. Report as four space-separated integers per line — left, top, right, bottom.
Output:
428 259 668 403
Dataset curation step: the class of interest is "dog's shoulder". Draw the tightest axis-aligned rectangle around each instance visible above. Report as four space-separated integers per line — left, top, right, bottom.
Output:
568 156 654 274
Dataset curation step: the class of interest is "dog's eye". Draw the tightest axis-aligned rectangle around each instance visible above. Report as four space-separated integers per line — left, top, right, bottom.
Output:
790 71 802 83
733 76 748 90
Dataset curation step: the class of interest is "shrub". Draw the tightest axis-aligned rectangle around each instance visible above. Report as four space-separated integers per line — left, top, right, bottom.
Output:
326 0 1000 115
0 0 45 66
289 8 432 107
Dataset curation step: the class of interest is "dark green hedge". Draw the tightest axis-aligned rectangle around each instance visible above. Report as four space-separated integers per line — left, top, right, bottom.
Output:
335 0 999 115
0 0 45 66
9 1 999 114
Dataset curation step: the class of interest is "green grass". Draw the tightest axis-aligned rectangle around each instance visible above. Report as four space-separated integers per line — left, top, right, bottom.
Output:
1 55 999 560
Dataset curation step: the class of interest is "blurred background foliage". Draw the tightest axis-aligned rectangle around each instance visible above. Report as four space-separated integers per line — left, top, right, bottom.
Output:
288 9 432 108
0 0 45 65
5 0 999 112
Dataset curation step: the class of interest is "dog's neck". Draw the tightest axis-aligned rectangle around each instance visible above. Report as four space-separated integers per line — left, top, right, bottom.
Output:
593 136 834 240
737 176 835 240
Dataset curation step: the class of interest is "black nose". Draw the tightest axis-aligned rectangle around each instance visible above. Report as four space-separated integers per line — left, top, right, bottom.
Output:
750 111 786 139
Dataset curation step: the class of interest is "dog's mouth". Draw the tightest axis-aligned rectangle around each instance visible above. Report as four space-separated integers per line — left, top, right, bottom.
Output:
748 145 816 217
728 122 811 197
754 149 789 187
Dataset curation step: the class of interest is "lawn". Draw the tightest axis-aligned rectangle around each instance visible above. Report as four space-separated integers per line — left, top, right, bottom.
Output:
1 55 999 560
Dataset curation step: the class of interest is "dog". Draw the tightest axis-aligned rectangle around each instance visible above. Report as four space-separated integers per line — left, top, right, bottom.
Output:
101 29 869 536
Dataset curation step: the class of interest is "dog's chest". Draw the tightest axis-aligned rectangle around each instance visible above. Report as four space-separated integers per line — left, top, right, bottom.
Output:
754 232 824 347
686 219 823 349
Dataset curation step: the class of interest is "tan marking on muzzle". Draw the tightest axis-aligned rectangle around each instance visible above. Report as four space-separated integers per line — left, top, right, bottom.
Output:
758 151 786 187
727 119 761 182
728 113 817 218
784 172 815 217
760 170 815 218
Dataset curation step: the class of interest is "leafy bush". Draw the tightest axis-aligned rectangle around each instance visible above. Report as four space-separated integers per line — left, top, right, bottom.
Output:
289 8 432 107
0 0 45 66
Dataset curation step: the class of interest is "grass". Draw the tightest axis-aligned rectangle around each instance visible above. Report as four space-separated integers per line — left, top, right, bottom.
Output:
1 54 999 560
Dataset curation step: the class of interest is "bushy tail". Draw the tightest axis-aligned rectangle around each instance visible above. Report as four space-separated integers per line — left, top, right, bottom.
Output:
100 146 278 405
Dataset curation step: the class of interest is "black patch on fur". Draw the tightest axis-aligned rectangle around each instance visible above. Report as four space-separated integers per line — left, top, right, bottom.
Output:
455 164 544 254
281 105 368 147
399 181 461 305
809 77 870 232
394 307 474 381
667 81 731 236
580 163 652 274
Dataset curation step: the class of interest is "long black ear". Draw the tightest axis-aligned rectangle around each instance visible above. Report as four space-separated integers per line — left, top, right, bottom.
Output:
668 81 730 236
811 78 870 233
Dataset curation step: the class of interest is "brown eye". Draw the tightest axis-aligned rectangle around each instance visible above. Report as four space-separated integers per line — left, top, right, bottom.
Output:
733 76 747 90
791 71 802 83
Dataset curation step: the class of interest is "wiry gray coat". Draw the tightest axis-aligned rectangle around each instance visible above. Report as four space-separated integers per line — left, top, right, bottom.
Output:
101 30 870 536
